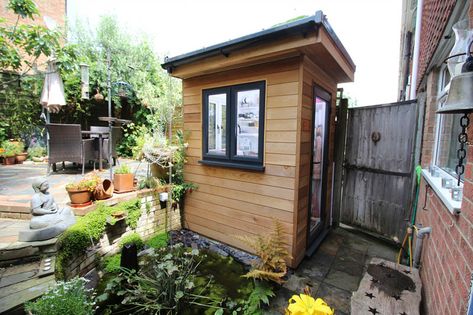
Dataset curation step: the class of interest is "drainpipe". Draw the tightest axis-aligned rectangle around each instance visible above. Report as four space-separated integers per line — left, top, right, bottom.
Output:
410 0 424 100
413 226 432 268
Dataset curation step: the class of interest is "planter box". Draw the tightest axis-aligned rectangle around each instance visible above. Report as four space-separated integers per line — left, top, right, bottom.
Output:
3 156 16 165
114 173 134 193
15 153 28 164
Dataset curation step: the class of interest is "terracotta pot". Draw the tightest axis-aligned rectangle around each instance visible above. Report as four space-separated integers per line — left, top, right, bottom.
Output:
3 156 16 165
94 179 114 200
150 163 168 179
67 188 92 204
15 152 28 164
114 173 134 192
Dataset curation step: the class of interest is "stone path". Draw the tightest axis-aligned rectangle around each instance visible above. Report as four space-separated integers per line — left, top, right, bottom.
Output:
267 227 397 315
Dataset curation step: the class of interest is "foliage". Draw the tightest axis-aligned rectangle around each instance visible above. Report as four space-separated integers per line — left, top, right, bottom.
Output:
138 176 161 190
98 244 222 314
119 232 144 251
145 232 169 249
27 144 46 158
114 164 132 174
103 254 121 274
123 199 142 229
0 140 21 157
66 171 102 192
172 182 198 204
24 277 95 315
240 281 274 315
236 219 291 284
56 198 141 279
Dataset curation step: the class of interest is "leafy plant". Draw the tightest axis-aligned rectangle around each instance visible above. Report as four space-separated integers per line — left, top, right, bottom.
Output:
240 281 274 315
236 219 291 284
24 277 95 315
0 140 20 157
114 164 132 174
119 232 144 251
27 144 46 158
99 244 222 314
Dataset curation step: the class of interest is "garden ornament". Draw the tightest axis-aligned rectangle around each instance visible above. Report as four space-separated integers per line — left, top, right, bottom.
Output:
18 177 76 242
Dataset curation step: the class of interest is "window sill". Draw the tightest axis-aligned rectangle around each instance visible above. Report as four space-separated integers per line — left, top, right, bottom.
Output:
198 159 265 172
421 169 461 215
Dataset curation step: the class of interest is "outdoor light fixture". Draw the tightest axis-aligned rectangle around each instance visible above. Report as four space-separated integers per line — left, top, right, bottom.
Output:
80 63 90 100
437 41 473 186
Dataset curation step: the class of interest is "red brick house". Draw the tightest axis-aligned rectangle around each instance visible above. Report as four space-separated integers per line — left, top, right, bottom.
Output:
399 0 473 314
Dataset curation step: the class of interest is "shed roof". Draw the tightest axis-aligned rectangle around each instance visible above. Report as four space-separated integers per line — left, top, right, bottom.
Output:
161 10 355 82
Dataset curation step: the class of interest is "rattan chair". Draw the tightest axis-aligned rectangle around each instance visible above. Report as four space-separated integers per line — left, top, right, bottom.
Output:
46 123 95 175
102 126 122 166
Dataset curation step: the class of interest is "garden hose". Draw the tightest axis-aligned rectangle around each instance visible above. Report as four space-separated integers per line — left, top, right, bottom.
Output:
397 166 422 266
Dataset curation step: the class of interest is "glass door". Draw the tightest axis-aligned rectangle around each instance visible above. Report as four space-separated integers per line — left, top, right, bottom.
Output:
308 86 331 245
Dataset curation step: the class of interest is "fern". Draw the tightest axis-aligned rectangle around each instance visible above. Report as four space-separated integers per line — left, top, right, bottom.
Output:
236 219 291 284
242 281 274 315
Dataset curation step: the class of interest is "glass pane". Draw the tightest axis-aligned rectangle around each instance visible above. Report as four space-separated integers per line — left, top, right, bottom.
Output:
207 93 227 155
310 97 327 232
236 89 260 157
436 113 466 178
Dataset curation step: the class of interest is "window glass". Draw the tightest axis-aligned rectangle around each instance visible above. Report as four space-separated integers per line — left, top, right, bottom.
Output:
207 93 227 155
236 89 260 157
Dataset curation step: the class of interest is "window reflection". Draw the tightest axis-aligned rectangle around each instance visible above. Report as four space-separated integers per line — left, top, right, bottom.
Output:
236 89 259 157
207 93 227 155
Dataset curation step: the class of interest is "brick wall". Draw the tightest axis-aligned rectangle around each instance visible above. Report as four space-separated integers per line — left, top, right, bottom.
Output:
416 0 456 91
63 190 181 279
416 68 473 314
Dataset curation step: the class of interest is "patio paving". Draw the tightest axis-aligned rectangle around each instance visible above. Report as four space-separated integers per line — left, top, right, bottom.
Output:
266 226 398 315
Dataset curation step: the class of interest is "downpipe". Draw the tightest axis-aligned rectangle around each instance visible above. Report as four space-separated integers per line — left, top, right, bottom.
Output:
413 226 432 268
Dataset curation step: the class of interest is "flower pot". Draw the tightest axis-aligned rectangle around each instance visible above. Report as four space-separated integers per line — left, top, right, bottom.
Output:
15 152 28 164
94 179 114 200
66 188 92 205
150 163 168 180
3 156 16 165
114 173 135 193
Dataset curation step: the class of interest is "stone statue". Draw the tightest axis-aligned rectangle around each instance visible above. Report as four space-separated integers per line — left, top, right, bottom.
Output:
18 178 76 242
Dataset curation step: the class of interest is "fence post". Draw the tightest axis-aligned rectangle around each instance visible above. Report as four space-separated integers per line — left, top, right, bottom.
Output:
332 98 348 226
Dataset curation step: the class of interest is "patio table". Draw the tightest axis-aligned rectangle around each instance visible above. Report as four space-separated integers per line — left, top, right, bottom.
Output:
81 130 109 171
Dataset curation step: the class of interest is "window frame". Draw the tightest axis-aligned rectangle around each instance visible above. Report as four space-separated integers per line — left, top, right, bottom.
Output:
201 81 266 171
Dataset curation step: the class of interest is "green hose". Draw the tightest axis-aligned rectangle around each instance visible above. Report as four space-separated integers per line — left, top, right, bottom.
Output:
411 165 422 225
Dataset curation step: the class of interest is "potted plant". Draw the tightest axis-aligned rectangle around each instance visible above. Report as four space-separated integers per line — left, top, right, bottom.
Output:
65 176 99 205
14 140 27 164
140 133 177 180
114 164 135 193
27 145 47 162
0 141 19 165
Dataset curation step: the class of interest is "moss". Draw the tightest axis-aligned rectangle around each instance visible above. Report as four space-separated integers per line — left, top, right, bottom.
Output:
145 232 168 249
119 233 144 251
56 198 141 279
103 254 122 274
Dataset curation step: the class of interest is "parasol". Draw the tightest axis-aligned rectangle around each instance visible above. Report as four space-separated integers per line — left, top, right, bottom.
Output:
40 60 66 113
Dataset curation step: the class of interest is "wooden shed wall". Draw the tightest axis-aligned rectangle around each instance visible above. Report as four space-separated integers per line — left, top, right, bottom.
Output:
181 57 301 265
292 56 337 266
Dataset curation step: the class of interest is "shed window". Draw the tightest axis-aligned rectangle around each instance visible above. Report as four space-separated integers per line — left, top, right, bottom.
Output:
201 81 265 170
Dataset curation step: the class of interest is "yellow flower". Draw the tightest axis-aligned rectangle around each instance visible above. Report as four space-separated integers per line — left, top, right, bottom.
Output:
286 294 334 315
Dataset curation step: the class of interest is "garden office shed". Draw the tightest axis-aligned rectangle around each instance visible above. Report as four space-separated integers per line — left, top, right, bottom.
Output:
162 11 355 267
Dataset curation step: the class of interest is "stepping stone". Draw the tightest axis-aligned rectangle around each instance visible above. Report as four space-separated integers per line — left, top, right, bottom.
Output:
351 258 421 315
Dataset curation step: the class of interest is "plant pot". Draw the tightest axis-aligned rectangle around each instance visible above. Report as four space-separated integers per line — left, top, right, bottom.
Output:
114 173 135 193
66 188 92 205
15 152 28 164
150 163 168 180
94 179 114 200
3 156 16 165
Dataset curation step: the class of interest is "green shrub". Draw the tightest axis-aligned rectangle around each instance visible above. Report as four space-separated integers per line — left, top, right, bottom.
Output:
0 140 20 157
27 144 46 158
25 277 95 315
56 198 141 279
145 232 168 249
114 164 131 174
103 254 121 274
119 233 144 251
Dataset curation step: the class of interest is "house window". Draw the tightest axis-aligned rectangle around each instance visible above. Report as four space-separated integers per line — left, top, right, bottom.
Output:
201 81 265 170
434 65 466 179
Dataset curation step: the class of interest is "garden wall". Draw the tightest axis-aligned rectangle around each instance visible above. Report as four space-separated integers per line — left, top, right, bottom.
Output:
62 190 181 280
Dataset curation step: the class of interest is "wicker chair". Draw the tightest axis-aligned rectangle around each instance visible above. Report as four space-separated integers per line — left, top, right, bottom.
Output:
46 123 95 175
102 126 122 166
